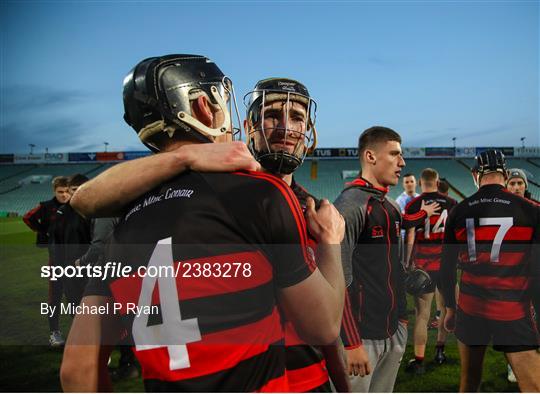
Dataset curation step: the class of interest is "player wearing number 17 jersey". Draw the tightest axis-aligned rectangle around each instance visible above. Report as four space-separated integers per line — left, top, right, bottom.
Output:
440 150 540 392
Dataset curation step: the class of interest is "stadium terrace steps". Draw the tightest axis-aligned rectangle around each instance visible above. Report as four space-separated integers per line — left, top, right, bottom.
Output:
0 163 109 214
0 159 538 215
83 163 116 177
526 158 540 169
0 165 37 182
456 158 473 171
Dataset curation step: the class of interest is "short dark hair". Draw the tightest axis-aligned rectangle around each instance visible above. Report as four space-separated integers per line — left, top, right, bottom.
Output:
421 168 439 183
402 173 415 179
52 176 69 189
67 174 89 187
438 178 449 194
358 126 402 160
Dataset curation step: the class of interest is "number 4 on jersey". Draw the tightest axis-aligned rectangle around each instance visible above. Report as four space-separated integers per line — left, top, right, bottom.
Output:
132 237 201 371
465 217 513 263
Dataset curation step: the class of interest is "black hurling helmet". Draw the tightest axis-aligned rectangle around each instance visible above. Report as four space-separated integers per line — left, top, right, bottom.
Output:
123 54 241 152
474 149 508 179
244 78 317 175
405 268 433 296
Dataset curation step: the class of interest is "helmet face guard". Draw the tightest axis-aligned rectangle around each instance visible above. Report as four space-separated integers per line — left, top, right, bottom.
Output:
405 268 432 296
123 54 241 152
244 78 317 175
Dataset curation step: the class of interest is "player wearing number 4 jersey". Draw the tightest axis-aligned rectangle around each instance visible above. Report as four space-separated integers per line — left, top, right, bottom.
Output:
440 150 540 392
61 55 345 392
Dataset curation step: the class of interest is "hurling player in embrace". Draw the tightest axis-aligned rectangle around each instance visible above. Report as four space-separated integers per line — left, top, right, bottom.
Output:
61 55 346 392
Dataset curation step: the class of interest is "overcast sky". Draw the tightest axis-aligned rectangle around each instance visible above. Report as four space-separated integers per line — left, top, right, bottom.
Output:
1 0 538 153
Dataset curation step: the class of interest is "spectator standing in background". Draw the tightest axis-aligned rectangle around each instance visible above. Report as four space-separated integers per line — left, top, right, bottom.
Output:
396 173 419 213
23 176 70 347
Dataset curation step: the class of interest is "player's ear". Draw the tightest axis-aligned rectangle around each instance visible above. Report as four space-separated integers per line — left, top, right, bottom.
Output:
192 95 213 127
365 149 376 165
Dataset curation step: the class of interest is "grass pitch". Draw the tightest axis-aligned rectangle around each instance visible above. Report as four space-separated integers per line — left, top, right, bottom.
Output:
0 218 519 392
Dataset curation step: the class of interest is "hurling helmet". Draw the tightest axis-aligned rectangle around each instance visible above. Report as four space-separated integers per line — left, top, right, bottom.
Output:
244 78 317 174
474 149 507 178
404 268 433 296
123 54 240 152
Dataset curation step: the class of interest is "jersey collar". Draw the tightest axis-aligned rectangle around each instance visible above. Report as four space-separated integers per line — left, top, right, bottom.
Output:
347 177 389 195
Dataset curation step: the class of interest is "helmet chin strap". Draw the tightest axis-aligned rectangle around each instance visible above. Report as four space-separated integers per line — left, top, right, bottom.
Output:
176 86 231 139
257 151 302 175
138 120 178 151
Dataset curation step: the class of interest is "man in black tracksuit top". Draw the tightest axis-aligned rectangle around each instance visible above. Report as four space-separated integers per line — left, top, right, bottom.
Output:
440 150 540 392
335 126 408 392
53 174 92 308
23 176 70 346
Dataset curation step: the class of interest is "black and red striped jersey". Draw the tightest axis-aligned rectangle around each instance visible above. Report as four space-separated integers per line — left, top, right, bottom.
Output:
404 192 457 271
440 184 540 322
85 170 315 392
285 179 330 392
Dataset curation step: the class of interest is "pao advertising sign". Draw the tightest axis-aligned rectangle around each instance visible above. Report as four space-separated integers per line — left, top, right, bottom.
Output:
43 153 68 163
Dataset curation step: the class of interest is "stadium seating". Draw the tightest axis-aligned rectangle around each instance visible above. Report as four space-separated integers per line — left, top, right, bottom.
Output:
0 158 538 215
0 163 108 214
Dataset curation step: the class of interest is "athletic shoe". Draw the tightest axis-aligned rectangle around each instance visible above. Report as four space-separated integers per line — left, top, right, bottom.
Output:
429 317 439 329
507 364 517 383
434 347 447 365
406 359 425 375
49 330 65 347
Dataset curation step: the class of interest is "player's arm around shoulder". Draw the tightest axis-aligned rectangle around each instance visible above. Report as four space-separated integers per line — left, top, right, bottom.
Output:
60 295 121 392
277 197 346 345
70 141 259 218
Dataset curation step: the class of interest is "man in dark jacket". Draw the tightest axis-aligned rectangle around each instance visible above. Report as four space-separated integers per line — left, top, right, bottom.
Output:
53 174 92 308
335 126 408 392
23 176 70 347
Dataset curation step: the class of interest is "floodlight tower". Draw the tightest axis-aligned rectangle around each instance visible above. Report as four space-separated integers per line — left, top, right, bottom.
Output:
104 141 109 152
29 144 35 154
